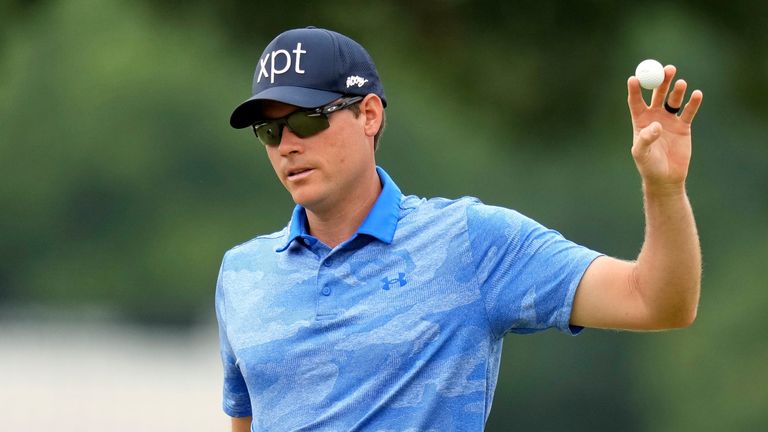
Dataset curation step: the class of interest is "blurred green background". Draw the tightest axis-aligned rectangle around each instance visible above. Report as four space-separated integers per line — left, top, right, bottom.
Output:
1 0 766 430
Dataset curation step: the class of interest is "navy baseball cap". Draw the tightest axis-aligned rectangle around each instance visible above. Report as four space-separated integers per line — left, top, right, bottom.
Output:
230 27 387 129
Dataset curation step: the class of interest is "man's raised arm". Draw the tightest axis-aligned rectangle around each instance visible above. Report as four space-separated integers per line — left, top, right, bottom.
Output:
570 64 704 331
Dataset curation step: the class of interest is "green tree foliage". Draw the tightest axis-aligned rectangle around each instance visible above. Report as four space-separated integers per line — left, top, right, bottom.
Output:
1 0 766 429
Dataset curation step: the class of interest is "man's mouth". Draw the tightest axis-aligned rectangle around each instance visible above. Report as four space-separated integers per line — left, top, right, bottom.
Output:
287 168 315 181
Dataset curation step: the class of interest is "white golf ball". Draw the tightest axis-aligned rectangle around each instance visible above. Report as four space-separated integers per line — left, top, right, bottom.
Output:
635 59 665 89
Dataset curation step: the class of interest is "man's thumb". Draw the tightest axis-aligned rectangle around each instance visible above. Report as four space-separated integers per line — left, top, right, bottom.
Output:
635 122 662 149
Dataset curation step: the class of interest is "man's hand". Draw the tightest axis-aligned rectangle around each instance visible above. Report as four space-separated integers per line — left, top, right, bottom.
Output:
628 65 703 191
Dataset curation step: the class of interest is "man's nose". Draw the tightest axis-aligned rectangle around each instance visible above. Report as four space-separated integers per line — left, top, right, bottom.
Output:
277 126 304 155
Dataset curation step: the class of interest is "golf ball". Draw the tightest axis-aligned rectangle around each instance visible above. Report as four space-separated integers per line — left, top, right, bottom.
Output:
635 59 665 89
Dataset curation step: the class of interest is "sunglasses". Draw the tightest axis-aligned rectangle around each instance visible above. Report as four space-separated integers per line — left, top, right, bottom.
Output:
251 96 364 146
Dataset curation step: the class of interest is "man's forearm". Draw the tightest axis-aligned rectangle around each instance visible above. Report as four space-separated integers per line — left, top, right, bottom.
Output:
232 416 252 432
633 182 701 327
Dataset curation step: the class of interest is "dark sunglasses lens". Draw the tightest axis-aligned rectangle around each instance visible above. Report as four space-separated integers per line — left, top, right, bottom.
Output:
255 122 282 146
287 112 330 138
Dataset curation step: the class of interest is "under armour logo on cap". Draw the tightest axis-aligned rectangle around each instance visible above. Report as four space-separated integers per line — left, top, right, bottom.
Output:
230 27 387 129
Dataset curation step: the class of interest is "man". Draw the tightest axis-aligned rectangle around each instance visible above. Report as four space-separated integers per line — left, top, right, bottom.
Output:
216 27 703 431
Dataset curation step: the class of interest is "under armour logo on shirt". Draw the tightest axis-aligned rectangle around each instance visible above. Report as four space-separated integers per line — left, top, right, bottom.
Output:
381 273 407 290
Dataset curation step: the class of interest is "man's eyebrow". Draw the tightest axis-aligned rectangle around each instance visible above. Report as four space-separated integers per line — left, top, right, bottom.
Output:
260 105 302 121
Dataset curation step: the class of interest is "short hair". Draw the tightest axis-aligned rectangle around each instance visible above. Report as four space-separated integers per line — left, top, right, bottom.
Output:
346 103 386 151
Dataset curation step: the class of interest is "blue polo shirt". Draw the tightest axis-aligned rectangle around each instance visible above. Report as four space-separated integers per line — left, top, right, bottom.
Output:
215 167 601 431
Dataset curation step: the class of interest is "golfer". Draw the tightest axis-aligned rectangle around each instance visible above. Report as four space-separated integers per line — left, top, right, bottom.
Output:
216 26 703 431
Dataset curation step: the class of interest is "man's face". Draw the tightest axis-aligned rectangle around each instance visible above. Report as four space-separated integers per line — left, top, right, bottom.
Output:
260 99 376 214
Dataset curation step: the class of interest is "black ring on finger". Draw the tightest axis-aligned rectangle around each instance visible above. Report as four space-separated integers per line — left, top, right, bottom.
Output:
664 101 681 114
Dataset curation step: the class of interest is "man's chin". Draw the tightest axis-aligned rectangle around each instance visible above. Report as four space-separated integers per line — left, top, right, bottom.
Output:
290 191 322 211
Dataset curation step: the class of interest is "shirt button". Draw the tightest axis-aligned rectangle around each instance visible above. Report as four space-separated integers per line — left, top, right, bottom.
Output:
323 259 333 267
321 286 331 296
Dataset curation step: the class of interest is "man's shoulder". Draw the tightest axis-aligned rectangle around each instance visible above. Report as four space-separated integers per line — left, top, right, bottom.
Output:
403 194 524 222
402 194 536 243
401 194 481 215
222 226 290 260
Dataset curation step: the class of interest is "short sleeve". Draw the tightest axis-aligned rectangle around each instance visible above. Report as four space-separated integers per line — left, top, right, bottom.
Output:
215 257 253 417
466 203 601 338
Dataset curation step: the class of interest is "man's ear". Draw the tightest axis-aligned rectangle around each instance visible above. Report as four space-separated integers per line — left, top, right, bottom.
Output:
360 94 384 138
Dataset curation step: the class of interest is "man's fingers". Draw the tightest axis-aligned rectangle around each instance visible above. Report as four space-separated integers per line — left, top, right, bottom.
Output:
666 79 687 111
627 76 647 116
680 90 704 124
651 65 677 107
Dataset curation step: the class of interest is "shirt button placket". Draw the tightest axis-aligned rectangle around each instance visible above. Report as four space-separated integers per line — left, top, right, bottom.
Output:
316 252 337 318
320 258 332 296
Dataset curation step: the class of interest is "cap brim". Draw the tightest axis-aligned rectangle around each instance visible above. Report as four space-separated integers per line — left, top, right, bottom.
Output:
229 86 343 129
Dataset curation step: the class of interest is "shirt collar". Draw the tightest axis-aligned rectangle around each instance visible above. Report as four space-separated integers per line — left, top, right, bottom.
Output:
276 166 402 252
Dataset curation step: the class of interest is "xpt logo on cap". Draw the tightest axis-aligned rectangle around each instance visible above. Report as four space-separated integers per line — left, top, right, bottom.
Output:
257 42 307 84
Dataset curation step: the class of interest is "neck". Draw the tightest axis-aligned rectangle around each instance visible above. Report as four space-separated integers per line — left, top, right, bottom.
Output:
305 169 382 249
